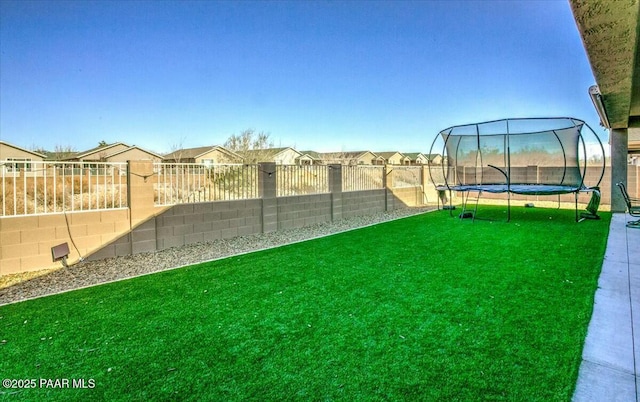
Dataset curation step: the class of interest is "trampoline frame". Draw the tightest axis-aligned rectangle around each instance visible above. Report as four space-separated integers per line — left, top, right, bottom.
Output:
429 117 606 222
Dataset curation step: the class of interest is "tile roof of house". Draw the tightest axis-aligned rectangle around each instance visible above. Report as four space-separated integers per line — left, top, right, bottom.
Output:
376 151 405 159
0 141 47 159
403 152 429 160
299 150 322 159
244 147 293 156
163 146 219 160
108 145 164 159
164 145 243 162
321 151 378 159
242 147 302 163
74 142 129 159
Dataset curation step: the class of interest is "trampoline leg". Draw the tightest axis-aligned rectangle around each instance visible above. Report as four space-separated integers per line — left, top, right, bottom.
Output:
460 192 468 219
507 192 511 222
472 190 482 222
575 192 579 222
437 189 454 216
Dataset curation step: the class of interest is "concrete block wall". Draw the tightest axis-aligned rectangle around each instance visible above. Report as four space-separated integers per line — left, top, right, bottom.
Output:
260 162 278 234
328 164 343 222
128 161 156 227
155 200 263 250
341 190 386 219
276 194 332 230
388 186 426 208
1 161 425 275
507 167 528 184
0 209 130 275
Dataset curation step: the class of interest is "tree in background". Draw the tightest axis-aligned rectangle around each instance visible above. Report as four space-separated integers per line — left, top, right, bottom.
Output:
168 136 187 163
29 144 77 160
52 145 77 160
224 129 274 163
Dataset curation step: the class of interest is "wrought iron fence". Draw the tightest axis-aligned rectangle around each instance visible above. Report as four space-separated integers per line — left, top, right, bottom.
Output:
154 163 259 205
276 165 329 197
1 161 128 216
4 160 534 217
342 165 384 192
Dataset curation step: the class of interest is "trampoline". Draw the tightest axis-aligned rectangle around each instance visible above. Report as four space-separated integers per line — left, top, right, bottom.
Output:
428 117 605 221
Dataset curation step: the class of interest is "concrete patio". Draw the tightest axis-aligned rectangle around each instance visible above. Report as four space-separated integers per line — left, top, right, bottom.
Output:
573 213 640 401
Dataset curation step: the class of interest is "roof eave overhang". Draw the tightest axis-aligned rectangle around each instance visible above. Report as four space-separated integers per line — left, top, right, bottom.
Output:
570 0 640 129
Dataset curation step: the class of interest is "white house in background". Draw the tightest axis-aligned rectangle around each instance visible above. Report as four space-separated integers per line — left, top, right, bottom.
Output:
426 154 444 164
403 152 430 165
297 151 322 165
244 147 303 164
0 141 46 172
376 151 411 165
163 146 242 164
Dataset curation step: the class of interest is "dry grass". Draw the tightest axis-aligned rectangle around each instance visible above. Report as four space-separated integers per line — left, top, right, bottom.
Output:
1 175 127 215
154 166 259 204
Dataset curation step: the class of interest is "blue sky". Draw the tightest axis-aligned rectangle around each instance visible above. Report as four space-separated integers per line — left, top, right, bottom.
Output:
0 0 607 154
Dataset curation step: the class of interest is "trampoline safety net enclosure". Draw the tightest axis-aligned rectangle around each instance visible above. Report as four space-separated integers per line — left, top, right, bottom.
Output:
428 117 606 221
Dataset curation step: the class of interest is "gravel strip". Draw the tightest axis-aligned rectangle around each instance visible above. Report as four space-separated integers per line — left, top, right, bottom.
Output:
0 207 436 306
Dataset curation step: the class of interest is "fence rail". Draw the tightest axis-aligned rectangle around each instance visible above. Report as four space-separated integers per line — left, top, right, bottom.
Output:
154 163 259 205
1 161 128 216
276 165 329 197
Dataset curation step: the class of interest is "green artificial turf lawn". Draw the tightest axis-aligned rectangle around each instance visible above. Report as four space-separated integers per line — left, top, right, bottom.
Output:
0 206 610 401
